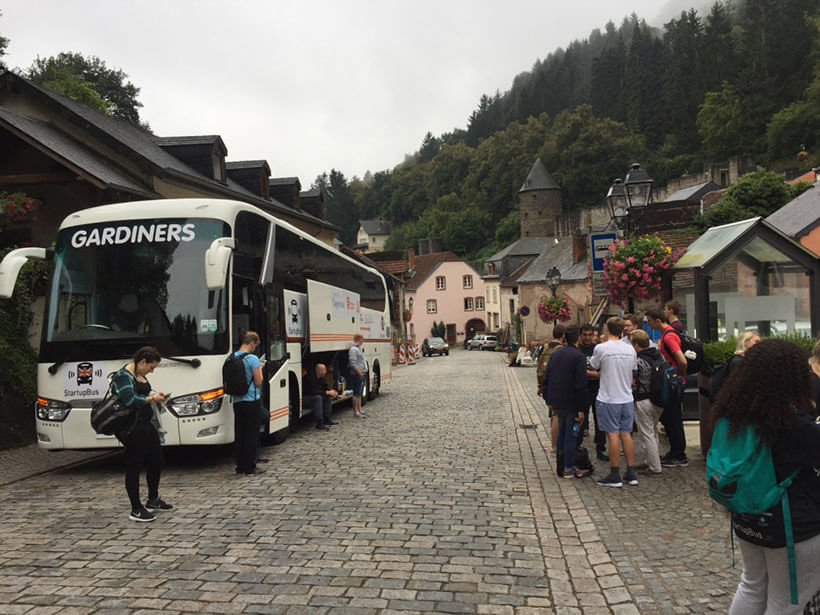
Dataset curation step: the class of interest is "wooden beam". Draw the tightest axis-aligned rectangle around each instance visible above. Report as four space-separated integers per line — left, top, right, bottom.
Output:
0 172 77 185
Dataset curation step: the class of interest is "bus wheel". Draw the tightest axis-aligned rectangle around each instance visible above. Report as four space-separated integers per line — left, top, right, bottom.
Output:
367 369 380 401
361 376 369 407
269 428 288 445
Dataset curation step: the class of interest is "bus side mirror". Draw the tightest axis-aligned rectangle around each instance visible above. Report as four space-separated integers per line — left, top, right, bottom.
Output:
0 247 47 299
204 237 235 290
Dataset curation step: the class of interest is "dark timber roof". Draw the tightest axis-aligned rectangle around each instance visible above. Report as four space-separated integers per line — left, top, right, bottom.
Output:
519 158 559 193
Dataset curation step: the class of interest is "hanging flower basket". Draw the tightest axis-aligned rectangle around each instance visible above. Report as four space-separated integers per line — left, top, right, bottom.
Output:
0 191 41 227
601 234 684 306
537 295 573 323
403 309 412 322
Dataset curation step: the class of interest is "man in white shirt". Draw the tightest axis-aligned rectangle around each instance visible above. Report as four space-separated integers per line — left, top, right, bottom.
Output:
589 316 639 488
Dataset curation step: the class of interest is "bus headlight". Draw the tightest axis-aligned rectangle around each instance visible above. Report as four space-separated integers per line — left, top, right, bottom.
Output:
167 388 224 417
35 397 71 421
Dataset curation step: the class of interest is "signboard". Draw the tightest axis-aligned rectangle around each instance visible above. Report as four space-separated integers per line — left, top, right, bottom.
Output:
591 271 607 299
590 233 618 272
284 290 307 339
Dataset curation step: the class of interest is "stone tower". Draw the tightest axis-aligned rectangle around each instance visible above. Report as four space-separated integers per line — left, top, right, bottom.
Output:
518 159 562 237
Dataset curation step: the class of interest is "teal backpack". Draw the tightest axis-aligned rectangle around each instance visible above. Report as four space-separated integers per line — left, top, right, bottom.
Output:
706 417 801 604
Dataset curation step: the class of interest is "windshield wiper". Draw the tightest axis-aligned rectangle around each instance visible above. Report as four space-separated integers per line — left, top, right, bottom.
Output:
165 356 201 368
48 349 85 375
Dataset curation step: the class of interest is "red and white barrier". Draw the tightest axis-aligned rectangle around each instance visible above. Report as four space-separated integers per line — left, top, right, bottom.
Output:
398 344 406 364
405 343 415 365
414 343 420 359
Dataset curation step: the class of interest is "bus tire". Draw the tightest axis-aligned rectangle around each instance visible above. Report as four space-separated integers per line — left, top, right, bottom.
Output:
367 366 380 401
269 428 288 445
361 375 369 407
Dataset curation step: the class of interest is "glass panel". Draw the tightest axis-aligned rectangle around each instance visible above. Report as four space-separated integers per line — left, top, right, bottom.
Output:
673 218 758 270
42 218 230 360
672 240 811 341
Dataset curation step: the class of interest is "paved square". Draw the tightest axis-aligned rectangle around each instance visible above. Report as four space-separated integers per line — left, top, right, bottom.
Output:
0 349 737 613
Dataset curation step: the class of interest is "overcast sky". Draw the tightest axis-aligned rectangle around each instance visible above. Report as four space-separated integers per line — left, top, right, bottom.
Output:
2 1 673 185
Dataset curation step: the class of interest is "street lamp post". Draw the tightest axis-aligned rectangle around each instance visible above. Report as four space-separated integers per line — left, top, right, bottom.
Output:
605 163 654 312
546 266 561 326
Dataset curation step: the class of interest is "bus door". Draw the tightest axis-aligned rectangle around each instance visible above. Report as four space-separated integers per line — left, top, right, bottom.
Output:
264 283 290 432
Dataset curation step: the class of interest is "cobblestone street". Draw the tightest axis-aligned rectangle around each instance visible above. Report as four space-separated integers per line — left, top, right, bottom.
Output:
0 349 738 614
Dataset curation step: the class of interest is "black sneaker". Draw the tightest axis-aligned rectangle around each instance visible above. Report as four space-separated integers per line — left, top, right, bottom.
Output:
129 507 156 522
145 498 173 511
316 423 329 431
662 456 689 468
325 420 339 426
596 474 623 488
623 471 639 486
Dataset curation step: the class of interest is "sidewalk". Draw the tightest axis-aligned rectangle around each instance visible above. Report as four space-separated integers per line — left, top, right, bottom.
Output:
507 361 737 613
0 443 110 486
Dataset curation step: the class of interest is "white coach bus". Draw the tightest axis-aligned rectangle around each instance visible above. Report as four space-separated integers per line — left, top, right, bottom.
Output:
0 198 392 449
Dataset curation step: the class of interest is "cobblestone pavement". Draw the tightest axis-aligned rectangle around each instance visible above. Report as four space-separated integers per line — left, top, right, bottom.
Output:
0 349 739 613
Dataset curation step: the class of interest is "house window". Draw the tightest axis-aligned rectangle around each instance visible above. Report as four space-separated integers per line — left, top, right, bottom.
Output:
488 263 495 274
427 299 437 313
493 287 498 303
463 275 473 289
486 288 491 303
408 297 414 313
436 276 446 290
475 296 484 310
464 297 474 311
494 313 500 328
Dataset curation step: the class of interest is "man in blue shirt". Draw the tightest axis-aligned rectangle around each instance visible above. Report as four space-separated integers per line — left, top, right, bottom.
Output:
231 331 265 475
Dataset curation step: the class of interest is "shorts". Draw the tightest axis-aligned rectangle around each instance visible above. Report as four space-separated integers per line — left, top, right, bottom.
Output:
596 401 635 433
349 372 366 397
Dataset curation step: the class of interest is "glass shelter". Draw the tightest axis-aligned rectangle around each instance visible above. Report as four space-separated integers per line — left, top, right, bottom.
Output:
666 217 820 343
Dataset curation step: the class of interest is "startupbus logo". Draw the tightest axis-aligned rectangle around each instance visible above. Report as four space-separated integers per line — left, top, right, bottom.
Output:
70 223 197 248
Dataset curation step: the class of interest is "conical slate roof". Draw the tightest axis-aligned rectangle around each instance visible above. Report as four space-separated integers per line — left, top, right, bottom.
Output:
519 158 559 193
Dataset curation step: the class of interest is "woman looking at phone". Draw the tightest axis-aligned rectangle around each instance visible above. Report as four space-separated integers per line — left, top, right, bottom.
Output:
112 345 171 522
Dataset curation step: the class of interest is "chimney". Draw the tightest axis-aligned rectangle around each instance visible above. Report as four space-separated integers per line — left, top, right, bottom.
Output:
408 248 416 270
572 233 587 263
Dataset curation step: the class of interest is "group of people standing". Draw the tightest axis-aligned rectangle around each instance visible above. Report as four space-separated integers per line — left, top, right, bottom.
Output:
539 305 820 612
537 302 702 486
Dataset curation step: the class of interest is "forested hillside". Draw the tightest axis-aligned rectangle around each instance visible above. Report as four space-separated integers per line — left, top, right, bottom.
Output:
320 0 820 262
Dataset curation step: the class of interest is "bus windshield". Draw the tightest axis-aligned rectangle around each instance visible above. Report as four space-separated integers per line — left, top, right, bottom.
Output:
41 218 230 361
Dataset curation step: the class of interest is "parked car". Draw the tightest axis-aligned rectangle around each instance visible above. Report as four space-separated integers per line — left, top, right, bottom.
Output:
467 335 485 350
422 336 449 357
479 335 498 350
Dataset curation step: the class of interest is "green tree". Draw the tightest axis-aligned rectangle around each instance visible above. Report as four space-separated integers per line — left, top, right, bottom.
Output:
697 168 802 229
441 208 492 258
317 169 359 246
766 101 820 162
697 82 745 159
418 131 441 163
661 10 705 154
28 52 150 131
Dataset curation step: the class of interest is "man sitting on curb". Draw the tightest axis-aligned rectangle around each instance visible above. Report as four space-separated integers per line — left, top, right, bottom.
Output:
302 362 339 430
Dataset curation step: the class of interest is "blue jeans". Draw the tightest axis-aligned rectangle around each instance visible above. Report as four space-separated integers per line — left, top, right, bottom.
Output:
557 414 578 471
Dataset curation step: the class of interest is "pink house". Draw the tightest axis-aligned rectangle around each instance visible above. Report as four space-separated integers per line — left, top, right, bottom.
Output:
405 251 487 345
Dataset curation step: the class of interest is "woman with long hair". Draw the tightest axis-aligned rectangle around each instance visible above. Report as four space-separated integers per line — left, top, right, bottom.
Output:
713 339 820 613
112 346 171 522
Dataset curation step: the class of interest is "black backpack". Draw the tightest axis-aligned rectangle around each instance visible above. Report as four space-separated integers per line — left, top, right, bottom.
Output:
223 351 251 396
709 355 742 404
662 328 703 375
648 353 684 407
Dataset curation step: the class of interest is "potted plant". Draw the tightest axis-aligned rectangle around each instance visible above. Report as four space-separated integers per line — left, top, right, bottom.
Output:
601 234 683 310
537 295 573 323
